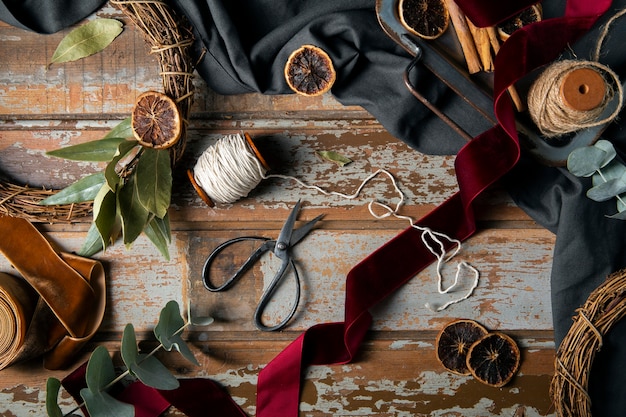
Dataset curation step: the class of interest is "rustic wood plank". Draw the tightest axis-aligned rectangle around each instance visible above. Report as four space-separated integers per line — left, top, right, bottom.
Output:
0 336 556 417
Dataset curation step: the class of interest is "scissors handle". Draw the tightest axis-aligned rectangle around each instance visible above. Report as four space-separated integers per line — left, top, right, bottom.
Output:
202 236 272 292
254 258 300 332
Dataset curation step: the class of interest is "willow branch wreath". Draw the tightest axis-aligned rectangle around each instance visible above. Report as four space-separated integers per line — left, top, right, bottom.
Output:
0 0 195 223
550 268 626 416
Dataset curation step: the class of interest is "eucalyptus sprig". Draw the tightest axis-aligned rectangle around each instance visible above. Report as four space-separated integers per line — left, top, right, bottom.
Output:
567 139 626 219
46 300 213 417
41 118 173 259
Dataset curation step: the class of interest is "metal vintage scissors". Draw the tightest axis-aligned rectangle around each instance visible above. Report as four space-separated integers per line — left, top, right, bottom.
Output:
202 200 323 331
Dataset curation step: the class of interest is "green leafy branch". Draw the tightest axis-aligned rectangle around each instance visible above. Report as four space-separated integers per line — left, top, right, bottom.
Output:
41 118 173 259
46 300 213 417
567 139 626 219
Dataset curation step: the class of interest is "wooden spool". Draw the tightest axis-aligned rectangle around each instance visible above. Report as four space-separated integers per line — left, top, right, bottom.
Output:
559 67 607 111
188 132 270 207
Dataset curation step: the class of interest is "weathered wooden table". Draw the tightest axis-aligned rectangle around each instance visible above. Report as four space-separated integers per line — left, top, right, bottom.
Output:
0 5 556 416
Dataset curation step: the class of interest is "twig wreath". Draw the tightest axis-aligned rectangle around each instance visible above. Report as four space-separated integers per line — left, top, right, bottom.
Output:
0 0 194 225
550 268 626 416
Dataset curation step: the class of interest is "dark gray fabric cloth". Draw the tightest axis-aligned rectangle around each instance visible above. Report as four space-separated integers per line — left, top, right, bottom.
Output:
2 0 626 414
0 0 104 34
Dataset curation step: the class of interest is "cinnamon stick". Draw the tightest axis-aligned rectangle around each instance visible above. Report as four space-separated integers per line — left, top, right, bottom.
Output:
486 26 526 112
444 0 482 74
466 18 493 72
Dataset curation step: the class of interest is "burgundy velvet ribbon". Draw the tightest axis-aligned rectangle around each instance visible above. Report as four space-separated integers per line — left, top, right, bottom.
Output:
59 1 611 416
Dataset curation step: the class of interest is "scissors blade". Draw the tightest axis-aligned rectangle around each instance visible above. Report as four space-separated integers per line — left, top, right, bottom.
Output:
290 213 323 246
274 199 303 255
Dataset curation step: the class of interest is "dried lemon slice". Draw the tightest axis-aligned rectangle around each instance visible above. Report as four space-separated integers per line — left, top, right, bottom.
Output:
284 45 336 96
466 332 521 387
131 91 182 149
399 0 449 40
436 319 489 375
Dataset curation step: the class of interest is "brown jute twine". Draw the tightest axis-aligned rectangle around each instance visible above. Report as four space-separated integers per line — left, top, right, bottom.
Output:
550 268 626 416
528 8 626 138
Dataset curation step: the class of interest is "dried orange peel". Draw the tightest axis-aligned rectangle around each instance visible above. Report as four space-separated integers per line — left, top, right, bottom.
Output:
435 319 489 375
399 0 450 40
131 90 182 149
284 45 336 96
466 332 521 387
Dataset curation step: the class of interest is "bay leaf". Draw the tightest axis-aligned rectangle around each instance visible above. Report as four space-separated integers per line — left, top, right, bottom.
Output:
47 137 130 162
39 172 105 205
317 150 352 167
50 18 123 66
135 148 172 219
118 174 149 246
144 214 171 260
104 117 133 140
78 222 105 257
93 185 118 250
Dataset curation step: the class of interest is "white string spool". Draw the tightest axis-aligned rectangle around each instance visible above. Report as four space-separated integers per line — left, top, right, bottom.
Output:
189 132 479 311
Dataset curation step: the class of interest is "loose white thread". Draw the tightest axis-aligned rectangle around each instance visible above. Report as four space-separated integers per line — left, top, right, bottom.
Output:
192 133 479 311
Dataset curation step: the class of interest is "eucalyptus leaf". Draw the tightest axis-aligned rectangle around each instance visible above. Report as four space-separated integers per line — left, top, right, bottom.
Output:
93 185 118 250
143 214 171 260
154 300 198 365
567 146 609 177
592 160 626 186
135 148 172 218
587 178 626 202
316 150 353 167
186 299 214 327
593 139 617 168
45 378 63 417
121 323 139 370
618 194 626 213
104 117 133 140
85 346 116 392
118 175 150 246
130 354 180 390
50 19 123 66
80 388 133 417
39 172 105 205
78 222 105 257
47 137 129 162
608 209 626 220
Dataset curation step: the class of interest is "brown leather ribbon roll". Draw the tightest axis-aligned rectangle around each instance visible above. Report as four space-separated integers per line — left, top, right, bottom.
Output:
0 215 106 370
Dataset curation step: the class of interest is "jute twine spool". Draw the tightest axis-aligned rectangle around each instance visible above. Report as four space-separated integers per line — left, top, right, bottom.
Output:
528 9 626 138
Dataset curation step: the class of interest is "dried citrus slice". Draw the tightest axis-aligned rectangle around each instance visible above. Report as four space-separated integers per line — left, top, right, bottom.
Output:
497 4 542 41
131 91 182 149
399 0 449 40
435 319 489 375
466 332 521 387
284 45 336 96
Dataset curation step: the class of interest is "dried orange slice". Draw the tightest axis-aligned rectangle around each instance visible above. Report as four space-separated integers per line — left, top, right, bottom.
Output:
435 319 489 375
399 0 449 40
284 45 336 96
131 91 182 149
497 4 542 41
466 332 521 387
